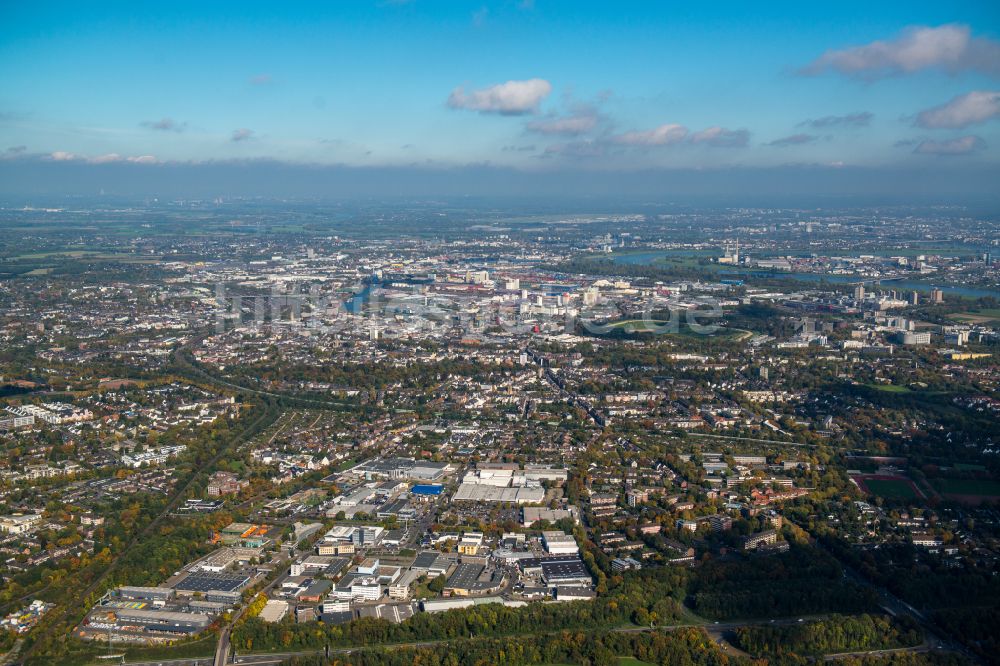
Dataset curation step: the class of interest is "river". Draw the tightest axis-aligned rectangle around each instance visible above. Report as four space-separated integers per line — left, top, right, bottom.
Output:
607 251 1000 299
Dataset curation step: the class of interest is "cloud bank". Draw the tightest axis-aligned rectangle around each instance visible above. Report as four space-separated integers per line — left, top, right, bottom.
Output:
3 158 998 205
44 151 159 164
801 24 1000 79
916 91 1000 129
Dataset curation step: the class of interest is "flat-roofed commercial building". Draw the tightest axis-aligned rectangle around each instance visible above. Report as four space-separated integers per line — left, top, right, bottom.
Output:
520 556 593 587
116 586 175 602
452 483 545 504
522 506 578 527
541 531 579 555
114 608 211 631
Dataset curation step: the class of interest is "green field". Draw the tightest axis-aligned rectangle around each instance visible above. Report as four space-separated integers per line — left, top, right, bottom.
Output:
866 383 912 393
864 478 919 499
952 309 1000 325
931 478 1000 497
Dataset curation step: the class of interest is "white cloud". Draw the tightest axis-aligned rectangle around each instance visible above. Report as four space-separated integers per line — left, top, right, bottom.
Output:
916 91 1000 129
526 114 598 135
913 135 986 155
45 151 159 164
613 123 688 146
690 126 750 147
249 73 273 85
447 79 552 115
89 153 159 164
801 24 1000 79
232 128 255 142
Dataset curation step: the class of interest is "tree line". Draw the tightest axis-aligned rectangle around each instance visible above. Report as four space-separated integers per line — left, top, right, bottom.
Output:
278 627 739 666
733 613 922 658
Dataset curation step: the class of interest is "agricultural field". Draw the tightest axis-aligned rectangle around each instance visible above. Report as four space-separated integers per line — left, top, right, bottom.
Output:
951 308 1000 325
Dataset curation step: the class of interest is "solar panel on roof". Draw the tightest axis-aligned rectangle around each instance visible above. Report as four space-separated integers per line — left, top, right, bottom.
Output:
174 571 250 593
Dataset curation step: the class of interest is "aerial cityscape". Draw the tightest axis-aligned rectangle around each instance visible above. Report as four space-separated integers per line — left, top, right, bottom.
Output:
1 3 999 666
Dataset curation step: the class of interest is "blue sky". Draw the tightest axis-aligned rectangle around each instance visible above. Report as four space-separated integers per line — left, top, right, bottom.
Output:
1 1 999 196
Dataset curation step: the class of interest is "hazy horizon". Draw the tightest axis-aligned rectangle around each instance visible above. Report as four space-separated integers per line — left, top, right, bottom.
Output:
2 159 1000 208
2 1 999 204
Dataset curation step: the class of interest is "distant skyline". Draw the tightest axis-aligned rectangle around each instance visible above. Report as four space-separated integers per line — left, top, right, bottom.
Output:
1 1 999 199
